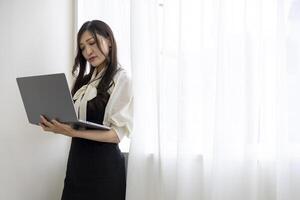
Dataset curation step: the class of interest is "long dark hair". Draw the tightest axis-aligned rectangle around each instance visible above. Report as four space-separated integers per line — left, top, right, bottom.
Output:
71 20 120 96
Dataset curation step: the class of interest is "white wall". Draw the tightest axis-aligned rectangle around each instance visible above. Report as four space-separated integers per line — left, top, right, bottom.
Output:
0 0 73 199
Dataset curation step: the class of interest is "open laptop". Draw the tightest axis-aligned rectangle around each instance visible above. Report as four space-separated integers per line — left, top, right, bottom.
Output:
16 73 110 130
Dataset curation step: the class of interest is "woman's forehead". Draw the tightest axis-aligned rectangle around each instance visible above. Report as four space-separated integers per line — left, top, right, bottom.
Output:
80 31 94 42
80 31 104 44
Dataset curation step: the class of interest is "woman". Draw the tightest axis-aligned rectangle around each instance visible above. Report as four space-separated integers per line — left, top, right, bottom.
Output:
39 20 132 200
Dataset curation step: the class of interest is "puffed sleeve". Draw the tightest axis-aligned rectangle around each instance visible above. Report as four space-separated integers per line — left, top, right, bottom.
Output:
103 69 133 141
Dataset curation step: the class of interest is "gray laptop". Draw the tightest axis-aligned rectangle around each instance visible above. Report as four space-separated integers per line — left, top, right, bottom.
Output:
16 73 110 130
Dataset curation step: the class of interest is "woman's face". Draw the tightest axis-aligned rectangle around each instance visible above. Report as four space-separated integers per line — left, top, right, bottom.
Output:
79 31 111 68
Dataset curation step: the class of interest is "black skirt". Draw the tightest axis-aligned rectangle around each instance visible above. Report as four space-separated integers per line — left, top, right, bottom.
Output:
61 138 126 200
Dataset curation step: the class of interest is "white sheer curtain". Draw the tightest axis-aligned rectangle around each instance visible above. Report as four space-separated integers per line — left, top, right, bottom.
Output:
76 0 300 199
126 0 300 199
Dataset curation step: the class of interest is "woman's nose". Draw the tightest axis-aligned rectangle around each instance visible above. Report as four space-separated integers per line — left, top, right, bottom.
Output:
85 46 93 56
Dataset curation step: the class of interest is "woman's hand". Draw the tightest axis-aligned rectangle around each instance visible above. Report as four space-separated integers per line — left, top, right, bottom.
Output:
39 115 78 137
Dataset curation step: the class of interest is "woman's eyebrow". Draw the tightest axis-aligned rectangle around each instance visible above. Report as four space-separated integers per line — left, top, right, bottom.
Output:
80 37 95 46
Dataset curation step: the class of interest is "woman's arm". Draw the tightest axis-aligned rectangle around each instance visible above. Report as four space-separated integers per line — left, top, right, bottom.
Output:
39 115 120 143
74 129 120 143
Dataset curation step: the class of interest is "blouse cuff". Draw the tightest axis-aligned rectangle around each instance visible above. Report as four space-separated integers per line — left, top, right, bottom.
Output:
111 125 128 142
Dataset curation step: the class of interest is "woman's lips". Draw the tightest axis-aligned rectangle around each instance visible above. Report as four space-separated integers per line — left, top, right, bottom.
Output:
88 56 97 62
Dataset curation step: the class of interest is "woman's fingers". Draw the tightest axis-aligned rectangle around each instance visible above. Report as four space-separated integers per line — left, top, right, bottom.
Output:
51 119 65 129
40 115 54 128
40 115 60 133
51 119 60 125
39 122 52 132
52 119 70 129
39 117 73 135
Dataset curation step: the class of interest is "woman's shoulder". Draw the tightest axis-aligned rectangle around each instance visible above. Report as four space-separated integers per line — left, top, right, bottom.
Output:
113 67 131 83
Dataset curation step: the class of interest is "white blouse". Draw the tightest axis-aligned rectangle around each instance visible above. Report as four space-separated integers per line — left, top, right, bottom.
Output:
72 67 133 141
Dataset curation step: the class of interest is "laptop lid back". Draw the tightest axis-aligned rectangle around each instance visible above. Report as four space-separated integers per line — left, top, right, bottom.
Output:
16 73 78 125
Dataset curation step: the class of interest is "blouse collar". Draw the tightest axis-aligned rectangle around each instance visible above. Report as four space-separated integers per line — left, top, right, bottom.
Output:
72 67 106 120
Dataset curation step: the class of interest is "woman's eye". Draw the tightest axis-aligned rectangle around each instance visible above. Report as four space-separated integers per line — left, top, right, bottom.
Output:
79 41 95 51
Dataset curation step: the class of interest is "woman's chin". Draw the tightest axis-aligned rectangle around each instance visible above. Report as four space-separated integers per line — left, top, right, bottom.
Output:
89 61 104 68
